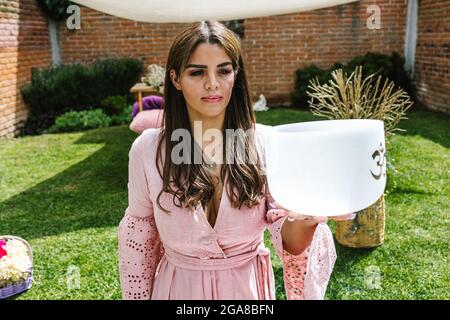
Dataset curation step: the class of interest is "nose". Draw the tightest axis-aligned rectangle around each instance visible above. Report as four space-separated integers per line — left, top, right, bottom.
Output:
205 71 219 90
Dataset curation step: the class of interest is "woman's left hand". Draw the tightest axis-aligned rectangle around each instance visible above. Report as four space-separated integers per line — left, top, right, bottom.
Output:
271 201 357 223
270 201 356 223
286 212 356 223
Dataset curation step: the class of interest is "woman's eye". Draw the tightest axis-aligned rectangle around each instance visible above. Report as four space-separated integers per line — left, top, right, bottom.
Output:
190 69 232 76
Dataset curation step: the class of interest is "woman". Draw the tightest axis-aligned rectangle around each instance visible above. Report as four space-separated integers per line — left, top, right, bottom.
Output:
118 20 354 300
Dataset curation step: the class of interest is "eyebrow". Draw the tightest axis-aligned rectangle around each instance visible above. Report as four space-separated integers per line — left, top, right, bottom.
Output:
186 62 232 69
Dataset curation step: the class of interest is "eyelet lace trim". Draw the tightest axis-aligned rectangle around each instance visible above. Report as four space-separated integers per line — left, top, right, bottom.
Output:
118 213 164 300
266 208 336 300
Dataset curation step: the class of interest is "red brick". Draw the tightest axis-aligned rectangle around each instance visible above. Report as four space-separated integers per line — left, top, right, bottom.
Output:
1 0 449 138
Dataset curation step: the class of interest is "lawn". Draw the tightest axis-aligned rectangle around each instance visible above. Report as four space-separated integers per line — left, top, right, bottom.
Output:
0 108 448 299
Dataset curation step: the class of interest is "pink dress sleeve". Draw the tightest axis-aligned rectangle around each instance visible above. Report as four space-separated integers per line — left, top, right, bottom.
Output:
118 134 164 300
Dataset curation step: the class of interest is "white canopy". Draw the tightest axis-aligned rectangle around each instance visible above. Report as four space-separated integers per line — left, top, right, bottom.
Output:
69 0 359 23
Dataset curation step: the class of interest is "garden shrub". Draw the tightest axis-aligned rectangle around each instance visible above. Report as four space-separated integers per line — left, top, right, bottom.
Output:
290 52 417 109
110 105 133 126
46 109 112 133
100 95 128 116
21 58 143 135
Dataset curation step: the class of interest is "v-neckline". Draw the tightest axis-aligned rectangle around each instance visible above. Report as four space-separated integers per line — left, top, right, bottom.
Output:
199 174 227 233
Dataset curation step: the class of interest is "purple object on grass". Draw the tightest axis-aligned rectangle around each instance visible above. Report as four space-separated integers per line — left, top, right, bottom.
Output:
131 95 164 119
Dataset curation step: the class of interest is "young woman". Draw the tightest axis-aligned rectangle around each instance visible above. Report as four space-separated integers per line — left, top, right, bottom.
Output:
118 20 354 300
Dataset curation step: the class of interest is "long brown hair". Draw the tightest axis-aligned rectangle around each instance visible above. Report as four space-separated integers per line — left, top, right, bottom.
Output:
155 20 266 214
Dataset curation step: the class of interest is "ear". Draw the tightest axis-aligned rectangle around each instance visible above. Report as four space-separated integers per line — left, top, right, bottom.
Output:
170 69 182 91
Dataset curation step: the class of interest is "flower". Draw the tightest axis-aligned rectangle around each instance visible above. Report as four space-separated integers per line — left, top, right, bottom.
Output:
0 239 31 288
141 64 165 89
0 240 6 259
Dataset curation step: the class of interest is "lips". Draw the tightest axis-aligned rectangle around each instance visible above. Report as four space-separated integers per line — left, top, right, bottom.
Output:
202 96 223 103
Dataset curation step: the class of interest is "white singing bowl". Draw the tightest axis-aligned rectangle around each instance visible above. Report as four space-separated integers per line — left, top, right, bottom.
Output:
259 119 387 217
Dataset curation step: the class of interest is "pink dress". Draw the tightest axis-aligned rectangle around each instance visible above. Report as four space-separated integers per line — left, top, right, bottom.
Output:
118 125 337 300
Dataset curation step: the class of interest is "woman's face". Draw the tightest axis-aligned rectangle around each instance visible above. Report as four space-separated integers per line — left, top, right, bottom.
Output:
170 43 237 124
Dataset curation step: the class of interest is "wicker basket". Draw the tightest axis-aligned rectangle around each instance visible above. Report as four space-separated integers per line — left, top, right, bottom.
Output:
0 235 33 299
335 195 385 248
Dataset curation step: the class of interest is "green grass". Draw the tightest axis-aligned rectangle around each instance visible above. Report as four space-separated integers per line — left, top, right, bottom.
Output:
0 108 448 299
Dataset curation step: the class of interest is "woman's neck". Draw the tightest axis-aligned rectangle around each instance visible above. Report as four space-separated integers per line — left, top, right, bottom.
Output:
190 115 225 149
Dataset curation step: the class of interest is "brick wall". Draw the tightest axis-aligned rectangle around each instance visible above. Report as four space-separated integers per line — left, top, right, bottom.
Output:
243 0 406 103
60 0 407 105
3 0 448 138
414 0 450 114
0 0 52 138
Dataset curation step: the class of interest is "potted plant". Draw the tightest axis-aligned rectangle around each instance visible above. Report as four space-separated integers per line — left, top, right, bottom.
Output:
141 64 166 94
306 66 413 248
36 0 73 65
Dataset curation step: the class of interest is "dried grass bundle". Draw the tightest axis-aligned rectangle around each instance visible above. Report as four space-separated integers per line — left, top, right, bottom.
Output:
307 66 413 139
